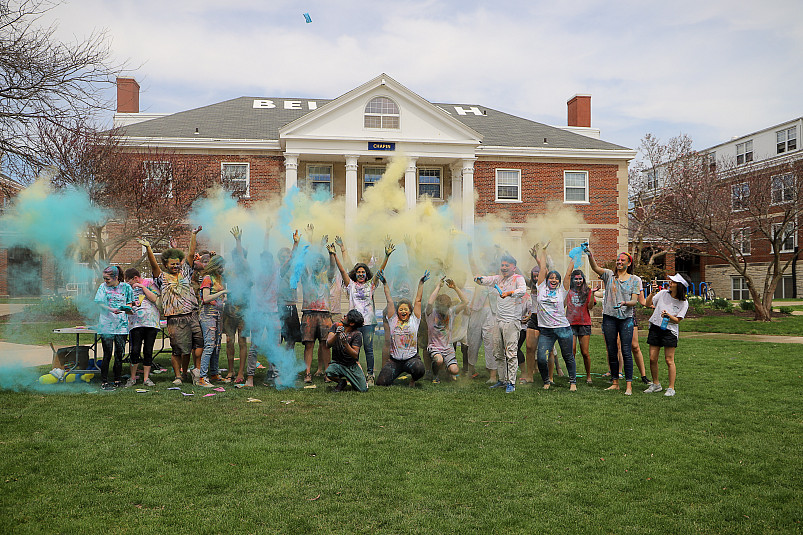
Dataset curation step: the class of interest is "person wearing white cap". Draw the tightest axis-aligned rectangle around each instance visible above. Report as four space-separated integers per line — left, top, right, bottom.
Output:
644 274 689 396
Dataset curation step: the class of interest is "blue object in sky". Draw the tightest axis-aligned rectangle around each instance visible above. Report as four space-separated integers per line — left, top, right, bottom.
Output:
303 13 312 23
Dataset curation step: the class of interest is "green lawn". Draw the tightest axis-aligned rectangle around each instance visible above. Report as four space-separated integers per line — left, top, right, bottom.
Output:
682 314 803 336
0 337 801 534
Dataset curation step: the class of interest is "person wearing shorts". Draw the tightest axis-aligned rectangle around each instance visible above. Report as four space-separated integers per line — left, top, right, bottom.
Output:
139 228 204 386
425 277 469 383
299 249 336 384
566 269 595 385
644 274 689 397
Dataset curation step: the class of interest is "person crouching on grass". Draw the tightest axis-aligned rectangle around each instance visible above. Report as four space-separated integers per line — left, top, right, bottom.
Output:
325 309 368 392
644 274 689 397
426 276 469 383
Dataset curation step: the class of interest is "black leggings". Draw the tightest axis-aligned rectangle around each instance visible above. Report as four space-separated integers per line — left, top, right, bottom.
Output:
376 356 426 386
129 327 158 367
100 334 126 383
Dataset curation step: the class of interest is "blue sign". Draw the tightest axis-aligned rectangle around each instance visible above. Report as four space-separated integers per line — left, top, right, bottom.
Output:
368 142 395 151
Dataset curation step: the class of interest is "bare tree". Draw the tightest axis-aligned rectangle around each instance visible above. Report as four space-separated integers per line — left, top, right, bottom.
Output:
0 0 122 180
35 120 216 270
628 133 697 269
649 143 803 321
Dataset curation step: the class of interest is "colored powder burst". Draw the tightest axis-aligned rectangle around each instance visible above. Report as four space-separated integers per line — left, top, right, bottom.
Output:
0 179 107 260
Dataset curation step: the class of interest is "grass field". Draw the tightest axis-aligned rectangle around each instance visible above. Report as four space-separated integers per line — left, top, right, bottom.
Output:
0 336 801 534
682 314 803 336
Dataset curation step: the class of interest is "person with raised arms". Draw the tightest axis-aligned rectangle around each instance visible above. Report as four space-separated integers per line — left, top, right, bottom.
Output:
588 248 641 395
425 276 469 383
375 270 428 387
138 227 203 386
532 250 577 391
330 238 394 387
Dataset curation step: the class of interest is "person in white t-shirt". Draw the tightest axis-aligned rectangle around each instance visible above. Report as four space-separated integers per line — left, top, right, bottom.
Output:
644 273 689 397
533 249 577 391
375 270 428 387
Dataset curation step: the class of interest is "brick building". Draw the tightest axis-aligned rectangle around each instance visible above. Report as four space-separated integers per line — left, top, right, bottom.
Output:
114 74 633 266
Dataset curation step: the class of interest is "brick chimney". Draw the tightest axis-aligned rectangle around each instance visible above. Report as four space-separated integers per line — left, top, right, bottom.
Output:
567 94 591 128
117 77 140 113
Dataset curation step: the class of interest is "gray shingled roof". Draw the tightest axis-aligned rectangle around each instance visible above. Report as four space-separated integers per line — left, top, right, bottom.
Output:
120 96 629 151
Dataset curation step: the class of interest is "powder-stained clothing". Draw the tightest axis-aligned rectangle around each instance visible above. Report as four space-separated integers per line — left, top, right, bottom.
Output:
128 278 160 330
95 282 134 335
566 288 594 327
345 280 377 326
476 274 527 322
301 267 333 312
536 281 570 329
426 307 458 353
599 269 642 320
200 275 226 314
155 263 198 317
387 315 420 361
329 325 363 366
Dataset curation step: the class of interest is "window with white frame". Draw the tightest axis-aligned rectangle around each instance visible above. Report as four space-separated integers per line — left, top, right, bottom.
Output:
732 227 751 255
731 276 751 300
772 222 796 253
736 140 753 165
564 171 589 203
771 173 795 204
143 161 173 197
364 97 400 129
777 127 797 154
495 169 521 202
707 151 717 172
646 170 659 190
307 165 332 196
565 238 589 274
731 182 749 211
221 163 249 197
774 275 794 299
418 168 442 199
363 166 384 190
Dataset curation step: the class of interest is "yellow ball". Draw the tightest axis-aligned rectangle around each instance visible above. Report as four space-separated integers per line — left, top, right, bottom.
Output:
81 373 94 383
39 374 58 384
65 374 77 383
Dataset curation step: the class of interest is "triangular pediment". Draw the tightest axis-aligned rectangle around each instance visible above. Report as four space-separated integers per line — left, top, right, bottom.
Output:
279 74 482 146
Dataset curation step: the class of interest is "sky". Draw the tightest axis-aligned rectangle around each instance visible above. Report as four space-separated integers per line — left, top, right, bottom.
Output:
43 0 803 154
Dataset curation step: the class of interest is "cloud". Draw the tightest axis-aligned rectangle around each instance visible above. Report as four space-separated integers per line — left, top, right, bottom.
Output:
46 0 802 149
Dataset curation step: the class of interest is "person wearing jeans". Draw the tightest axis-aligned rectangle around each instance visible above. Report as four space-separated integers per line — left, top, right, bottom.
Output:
94 266 134 390
532 244 577 390
198 256 228 388
588 248 642 395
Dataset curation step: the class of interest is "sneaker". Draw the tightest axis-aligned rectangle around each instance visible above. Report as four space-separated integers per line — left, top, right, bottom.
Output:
143 378 155 387
489 380 505 389
113 380 123 388
172 377 182 385
432 376 440 384
643 383 663 393
191 368 201 385
101 382 115 391
664 388 676 397
505 383 515 394
124 377 137 388
366 373 375 387
198 377 214 388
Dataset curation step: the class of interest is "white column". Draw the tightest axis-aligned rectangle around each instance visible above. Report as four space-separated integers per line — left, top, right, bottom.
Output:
345 155 359 238
450 162 463 227
284 153 299 191
461 158 476 236
404 157 418 211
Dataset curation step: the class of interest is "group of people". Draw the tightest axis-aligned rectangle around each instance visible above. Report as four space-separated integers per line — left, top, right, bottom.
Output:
87 225 689 397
